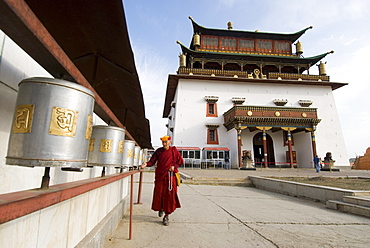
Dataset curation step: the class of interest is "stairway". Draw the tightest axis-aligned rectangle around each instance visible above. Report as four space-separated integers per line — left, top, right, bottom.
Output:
327 195 370 218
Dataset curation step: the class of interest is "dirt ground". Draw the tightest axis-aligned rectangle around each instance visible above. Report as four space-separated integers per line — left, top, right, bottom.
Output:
270 176 370 190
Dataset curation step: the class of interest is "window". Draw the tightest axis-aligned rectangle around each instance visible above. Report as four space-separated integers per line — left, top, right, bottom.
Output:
257 40 272 53
212 151 218 159
195 151 200 159
180 151 188 158
225 151 230 159
239 39 254 51
189 151 194 159
219 152 224 159
221 38 236 50
206 102 218 117
275 41 291 54
207 128 219 144
202 36 219 49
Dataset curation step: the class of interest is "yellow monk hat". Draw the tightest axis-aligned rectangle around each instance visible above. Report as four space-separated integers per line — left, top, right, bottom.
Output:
160 135 171 141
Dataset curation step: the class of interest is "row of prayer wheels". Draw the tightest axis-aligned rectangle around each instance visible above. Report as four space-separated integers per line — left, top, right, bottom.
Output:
6 77 147 172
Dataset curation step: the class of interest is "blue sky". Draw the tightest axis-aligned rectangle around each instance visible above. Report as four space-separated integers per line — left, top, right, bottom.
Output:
123 0 370 158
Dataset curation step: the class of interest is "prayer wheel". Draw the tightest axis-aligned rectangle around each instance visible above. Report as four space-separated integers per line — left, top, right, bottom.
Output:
6 77 95 168
318 61 327 75
295 41 303 55
193 33 200 47
133 146 141 167
87 125 126 167
122 139 135 168
179 53 186 68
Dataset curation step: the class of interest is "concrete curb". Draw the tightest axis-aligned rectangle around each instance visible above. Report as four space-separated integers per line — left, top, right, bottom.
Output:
249 175 370 203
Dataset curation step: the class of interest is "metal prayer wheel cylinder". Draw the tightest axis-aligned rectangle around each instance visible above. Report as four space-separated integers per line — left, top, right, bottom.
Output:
6 77 95 168
87 126 126 167
138 149 143 165
193 33 200 46
133 146 141 166
142 148 148 163
295 41 303 55
179 53 186 68
318 61 327 75
122 140 135 167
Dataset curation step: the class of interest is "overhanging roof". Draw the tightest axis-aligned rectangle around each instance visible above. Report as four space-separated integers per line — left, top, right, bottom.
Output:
189 16 312 44
203 147 230 151
0 0 152 148
178 41 333 67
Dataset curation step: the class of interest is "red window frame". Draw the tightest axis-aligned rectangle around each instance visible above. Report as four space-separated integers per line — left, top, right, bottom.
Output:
206 102 218 117
207 128 219 144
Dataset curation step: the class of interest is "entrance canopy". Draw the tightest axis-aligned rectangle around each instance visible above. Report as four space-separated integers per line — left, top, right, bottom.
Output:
223 105 321 132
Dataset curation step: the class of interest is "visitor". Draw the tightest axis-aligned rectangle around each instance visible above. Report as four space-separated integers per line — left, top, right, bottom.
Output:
313 155 320 172
225 156 230 169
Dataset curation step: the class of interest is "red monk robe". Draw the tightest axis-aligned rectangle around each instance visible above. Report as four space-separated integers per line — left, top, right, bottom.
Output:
145 146 183 215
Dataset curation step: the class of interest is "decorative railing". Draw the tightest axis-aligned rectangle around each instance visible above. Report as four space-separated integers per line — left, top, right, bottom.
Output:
268 72 330 81
177 68 330 81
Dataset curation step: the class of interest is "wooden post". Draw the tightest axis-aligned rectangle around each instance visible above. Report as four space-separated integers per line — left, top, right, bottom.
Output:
262 130 268 168
287 131 294 168
237 129 242 168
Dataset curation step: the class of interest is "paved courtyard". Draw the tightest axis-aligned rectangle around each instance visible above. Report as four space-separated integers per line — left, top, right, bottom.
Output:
105 170 370 248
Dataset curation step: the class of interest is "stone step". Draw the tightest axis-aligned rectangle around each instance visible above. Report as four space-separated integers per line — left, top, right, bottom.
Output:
326 200 370 218
343 195 370 208
183 177 252 187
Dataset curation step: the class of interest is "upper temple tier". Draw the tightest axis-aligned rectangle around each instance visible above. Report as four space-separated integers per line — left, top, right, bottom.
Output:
176 16 334 81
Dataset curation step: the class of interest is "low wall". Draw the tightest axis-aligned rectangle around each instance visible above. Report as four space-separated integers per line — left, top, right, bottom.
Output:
249 176 370 203
0 172 135 248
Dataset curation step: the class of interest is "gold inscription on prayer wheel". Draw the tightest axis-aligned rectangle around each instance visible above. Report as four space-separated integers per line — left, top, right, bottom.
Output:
100 139 112 153
49 106 78 137
85 114 93 139
127 149 134 158
88 138 95 151
118 140 124 153
12 104 34 133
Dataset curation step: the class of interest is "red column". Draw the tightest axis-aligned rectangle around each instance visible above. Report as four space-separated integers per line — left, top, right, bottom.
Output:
262 130 268 168
237 129 242 168
311 131 317 158
287 131 294 168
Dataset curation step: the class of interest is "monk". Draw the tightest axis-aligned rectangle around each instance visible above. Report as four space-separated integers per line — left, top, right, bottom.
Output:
141 135 183 226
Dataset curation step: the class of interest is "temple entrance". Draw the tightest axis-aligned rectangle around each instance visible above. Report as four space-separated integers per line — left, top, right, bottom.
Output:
253 132 275 167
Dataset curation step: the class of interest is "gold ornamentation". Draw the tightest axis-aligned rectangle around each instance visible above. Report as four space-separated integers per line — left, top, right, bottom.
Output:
275 111 281 117
118 140 124 153
301 112 307 117
127 149 134 158
256 126 272 131
281 127 297 131
247 110 253 116
49 107 78 137
88 138 95 151
12 104 34 133
100 139 112 153
85 115 93 139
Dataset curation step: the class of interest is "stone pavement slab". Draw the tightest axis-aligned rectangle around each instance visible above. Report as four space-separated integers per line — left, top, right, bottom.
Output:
105 172 370 248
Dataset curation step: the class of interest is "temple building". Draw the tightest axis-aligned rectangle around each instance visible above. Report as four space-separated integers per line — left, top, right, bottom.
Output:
163 16 349 169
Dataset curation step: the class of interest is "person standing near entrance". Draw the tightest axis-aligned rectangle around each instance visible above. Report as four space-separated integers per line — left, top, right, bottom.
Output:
141 135 183 226
313 155 321 172
225 156 230 169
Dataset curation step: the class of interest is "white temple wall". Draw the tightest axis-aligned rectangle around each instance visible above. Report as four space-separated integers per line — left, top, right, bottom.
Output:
170 77 349 167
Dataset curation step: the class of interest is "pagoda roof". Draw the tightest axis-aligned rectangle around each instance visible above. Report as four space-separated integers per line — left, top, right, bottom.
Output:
189 16 312 43
178 41 333 66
